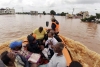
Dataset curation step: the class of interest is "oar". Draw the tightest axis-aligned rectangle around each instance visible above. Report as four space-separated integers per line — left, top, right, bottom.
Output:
46 21 49 27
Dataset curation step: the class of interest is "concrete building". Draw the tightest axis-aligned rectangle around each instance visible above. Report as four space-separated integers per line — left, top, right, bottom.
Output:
0 8 15 15
66 14 73 18
77 11 89 19
82 11 89 19
30 11 38 15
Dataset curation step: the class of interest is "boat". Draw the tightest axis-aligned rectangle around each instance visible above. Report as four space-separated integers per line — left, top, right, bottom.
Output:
0 35 100 67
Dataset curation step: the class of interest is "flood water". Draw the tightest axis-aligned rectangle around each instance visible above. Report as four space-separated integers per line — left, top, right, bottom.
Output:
0 14 100 54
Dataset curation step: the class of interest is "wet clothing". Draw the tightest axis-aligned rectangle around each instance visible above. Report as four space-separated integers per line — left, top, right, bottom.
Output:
48 53 67 67
33 28 47 39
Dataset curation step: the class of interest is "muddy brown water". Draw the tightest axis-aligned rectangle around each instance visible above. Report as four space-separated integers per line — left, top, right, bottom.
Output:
0 14 100 54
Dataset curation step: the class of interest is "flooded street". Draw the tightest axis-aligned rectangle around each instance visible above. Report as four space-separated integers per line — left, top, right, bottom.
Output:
0 14 100 54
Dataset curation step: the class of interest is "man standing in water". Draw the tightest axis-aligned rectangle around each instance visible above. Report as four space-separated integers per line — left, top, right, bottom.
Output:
47 42 67 67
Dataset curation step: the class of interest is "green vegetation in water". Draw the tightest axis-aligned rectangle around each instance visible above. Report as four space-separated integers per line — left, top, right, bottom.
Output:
81 13 100 22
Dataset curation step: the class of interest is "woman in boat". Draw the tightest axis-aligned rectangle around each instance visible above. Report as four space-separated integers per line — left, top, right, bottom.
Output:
45 32 58 49
9 39 41 67
27 35 41 53
1 51 29 67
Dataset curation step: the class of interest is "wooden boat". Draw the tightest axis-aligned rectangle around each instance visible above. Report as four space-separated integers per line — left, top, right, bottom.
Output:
0 35 100 67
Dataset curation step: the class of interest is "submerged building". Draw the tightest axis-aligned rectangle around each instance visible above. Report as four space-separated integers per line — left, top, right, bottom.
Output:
0 8 15 15
77 11 89 19
30 11 38 15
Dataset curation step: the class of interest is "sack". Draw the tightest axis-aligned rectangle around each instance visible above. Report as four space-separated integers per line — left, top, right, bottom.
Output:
28 53 41 63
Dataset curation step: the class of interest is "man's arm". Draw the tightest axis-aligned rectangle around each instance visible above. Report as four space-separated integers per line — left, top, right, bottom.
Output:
51 23 56 31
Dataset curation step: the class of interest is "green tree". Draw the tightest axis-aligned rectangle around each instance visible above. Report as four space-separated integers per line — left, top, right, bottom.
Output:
61 12 66 16
43 11 46 15
50 10 56 15
96 13 100 19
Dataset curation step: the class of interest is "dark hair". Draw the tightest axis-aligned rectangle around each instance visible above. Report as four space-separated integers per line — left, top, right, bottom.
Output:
69 61 83 67
49 32 54 36
27 35 35 44
1 51 11 66
57 42 64 50
39 27 43 31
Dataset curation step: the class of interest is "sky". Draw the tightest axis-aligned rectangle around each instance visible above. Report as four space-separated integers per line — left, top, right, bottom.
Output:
0 0 100 15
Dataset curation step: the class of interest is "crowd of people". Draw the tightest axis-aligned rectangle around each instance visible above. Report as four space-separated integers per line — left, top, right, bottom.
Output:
0 18 83 67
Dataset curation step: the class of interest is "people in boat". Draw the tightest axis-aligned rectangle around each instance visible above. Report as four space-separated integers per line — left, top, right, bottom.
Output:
50 29 62 42
9 40 32 59
9 40 22 53
39 43 54 60
1 51 29 67
33 27 47 47
27 35 41 53
51 18 59 35
69 61 83 67
33 26 47 40
45 32 58 50
47 42 67 67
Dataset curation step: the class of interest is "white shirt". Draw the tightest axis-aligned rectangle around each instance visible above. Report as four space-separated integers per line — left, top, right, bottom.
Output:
42 48 50 59
48 53 67 67
45 37 58 49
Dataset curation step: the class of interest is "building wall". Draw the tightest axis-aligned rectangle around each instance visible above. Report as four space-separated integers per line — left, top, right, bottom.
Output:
0 8 15 14
30 11 38 15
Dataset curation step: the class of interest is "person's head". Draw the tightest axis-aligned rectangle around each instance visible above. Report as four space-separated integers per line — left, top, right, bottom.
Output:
54 42 64 53
1 51 16 66
48 32 54 38
9 41 22 51
27 35 36 44
50 29 55 34
69 61 83 67
51 18 56 22
39 26 43 33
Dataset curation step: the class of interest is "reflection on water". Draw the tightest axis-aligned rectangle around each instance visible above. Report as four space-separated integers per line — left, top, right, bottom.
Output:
0 15 100 54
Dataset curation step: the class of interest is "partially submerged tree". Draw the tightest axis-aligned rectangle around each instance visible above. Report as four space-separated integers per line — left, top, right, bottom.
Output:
50 10 56 15
43 11 46 15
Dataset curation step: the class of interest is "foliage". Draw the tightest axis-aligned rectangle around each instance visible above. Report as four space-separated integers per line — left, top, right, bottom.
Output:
50 10 56 15
61 12 66 16
96 13 100 19
43 11 46 15
57 12 68 16
81 16 96 22
16 12 30 14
